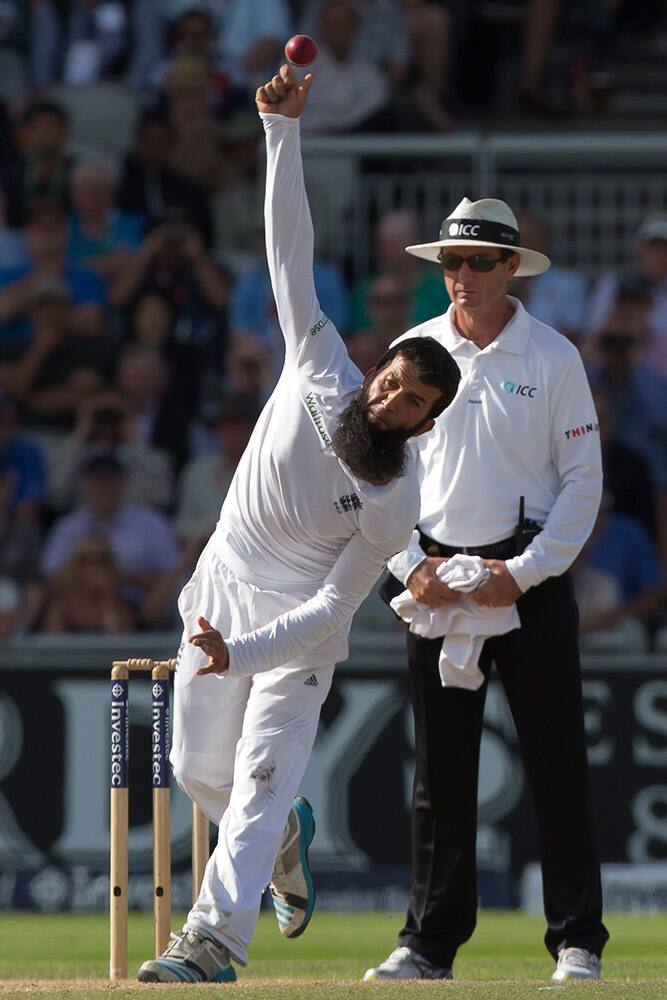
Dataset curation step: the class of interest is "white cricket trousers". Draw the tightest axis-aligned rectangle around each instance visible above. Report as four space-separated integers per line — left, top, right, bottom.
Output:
170 543 334 966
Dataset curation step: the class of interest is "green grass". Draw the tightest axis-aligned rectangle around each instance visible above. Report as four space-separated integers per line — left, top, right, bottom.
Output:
0 911 666 999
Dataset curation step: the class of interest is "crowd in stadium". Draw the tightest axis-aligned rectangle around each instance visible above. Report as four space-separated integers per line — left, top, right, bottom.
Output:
0 0 664 643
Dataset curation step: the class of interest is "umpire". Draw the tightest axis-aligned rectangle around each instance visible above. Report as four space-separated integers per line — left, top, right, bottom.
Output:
365 197 609 983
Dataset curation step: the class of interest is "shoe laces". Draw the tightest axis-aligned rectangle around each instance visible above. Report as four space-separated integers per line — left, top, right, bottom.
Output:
384 946 445 977
164 928 229 974
559 947 597 968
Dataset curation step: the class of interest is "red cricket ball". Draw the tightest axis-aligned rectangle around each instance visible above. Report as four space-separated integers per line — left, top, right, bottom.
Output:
284 34 318 68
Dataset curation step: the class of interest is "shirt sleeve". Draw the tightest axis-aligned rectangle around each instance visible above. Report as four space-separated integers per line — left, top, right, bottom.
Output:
505 350 603 592
261 112 348 372
387 529 427 585
224 530 404 676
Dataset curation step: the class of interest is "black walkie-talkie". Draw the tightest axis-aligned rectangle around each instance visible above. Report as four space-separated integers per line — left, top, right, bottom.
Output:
514 495 542 554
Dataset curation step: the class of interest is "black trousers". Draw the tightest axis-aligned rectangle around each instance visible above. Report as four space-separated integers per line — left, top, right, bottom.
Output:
398 572 609 966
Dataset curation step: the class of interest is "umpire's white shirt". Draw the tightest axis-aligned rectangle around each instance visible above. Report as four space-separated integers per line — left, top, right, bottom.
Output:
210 114 419 676
388 301 603 593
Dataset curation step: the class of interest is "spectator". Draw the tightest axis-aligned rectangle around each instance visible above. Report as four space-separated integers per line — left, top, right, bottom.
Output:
144 6 247 117
41 452 180 603
38 534 137 634
0 390 46 516
571 561 622 636
165 55 224 193
223 333 276 405
127 288 199 408
588 216 667 378
0 277 107 432
594 390 656 540
519 0 567 117
50 390 174 511
211 114 264 275
0 466 42 584
67 158 145 280
175 392 260 541
303 0 454 131
587 306 667 500
347 274 410 373
586 306 667 567
511 211 589 342
139 530 207 629
113 343 191 474
573 495 665 634
0 199 105 346
300 0 394 133
229 229 349 375
117 110 211 243
109 221 229 390
63 0 128 83
1 100 72 228
400 0 455 132
300 0 409 81
216 0 292 91
349 209 449 333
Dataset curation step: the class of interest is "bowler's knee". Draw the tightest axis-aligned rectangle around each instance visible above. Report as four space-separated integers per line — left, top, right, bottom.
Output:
170 747 232 799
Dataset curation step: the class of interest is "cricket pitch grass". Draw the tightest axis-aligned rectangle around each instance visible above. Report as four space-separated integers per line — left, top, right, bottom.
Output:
0 910 666 999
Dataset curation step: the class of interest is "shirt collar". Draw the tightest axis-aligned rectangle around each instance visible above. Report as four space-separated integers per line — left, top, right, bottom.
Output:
444 296 531 356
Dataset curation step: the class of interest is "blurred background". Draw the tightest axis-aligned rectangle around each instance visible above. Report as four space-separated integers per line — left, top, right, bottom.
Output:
0 0 665 918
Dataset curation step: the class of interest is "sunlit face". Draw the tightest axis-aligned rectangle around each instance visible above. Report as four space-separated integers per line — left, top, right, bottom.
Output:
364 355 440 434
442 245 519 314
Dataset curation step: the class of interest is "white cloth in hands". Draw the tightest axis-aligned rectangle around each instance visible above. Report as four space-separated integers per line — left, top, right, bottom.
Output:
390 553 520 690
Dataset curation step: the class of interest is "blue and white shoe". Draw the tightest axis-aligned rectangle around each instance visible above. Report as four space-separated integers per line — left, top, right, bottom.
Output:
137 926 237 983
269 796 316 938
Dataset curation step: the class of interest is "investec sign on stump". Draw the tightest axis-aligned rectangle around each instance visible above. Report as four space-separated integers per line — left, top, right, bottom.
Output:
109 657 210 981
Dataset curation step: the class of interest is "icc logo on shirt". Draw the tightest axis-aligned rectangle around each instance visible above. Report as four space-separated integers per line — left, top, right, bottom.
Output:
502 381 537 398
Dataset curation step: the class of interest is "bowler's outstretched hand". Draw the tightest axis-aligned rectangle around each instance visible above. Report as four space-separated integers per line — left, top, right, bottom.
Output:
256 63 314 118
190 616 230 675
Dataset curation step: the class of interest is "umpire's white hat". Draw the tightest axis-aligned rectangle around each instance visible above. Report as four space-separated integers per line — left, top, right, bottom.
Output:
406 197 551 277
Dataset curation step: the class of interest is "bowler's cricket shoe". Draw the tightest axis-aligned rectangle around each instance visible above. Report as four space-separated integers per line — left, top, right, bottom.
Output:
269 795 316 938
551 947 601 981
137 926 236 983
363 946 453 981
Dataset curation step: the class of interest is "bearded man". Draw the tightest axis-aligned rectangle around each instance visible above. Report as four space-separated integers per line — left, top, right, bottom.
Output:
137 64 459 984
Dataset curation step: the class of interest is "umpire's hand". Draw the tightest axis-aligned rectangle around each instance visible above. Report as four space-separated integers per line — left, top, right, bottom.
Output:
256 63 314 119
472 560 522 607
190 616 230 675
407 557 459 606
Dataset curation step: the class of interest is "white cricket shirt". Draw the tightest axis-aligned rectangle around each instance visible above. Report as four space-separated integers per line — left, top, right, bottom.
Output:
387 301 603 593
212 114 420 675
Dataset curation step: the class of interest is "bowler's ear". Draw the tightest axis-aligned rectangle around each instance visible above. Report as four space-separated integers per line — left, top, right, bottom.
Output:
409 418 435 439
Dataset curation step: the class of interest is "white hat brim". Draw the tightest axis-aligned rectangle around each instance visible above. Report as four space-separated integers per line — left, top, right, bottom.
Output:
406 239 551 277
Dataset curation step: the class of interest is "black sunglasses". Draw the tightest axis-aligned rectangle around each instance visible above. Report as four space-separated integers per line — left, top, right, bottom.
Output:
438 251 508 273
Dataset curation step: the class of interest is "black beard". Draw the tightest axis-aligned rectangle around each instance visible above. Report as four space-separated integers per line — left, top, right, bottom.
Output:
331 392 410 484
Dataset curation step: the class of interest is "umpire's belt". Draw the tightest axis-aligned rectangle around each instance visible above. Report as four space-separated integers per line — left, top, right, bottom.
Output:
419 530 516 560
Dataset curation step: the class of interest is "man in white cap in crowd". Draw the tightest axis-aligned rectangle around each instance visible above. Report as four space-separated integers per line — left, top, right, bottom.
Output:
365 196 609 983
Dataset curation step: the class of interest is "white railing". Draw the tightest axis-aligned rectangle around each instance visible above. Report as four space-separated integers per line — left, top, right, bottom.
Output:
301 131 667 282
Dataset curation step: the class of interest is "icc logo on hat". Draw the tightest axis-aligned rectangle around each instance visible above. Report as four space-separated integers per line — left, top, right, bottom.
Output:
448 222 480 237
